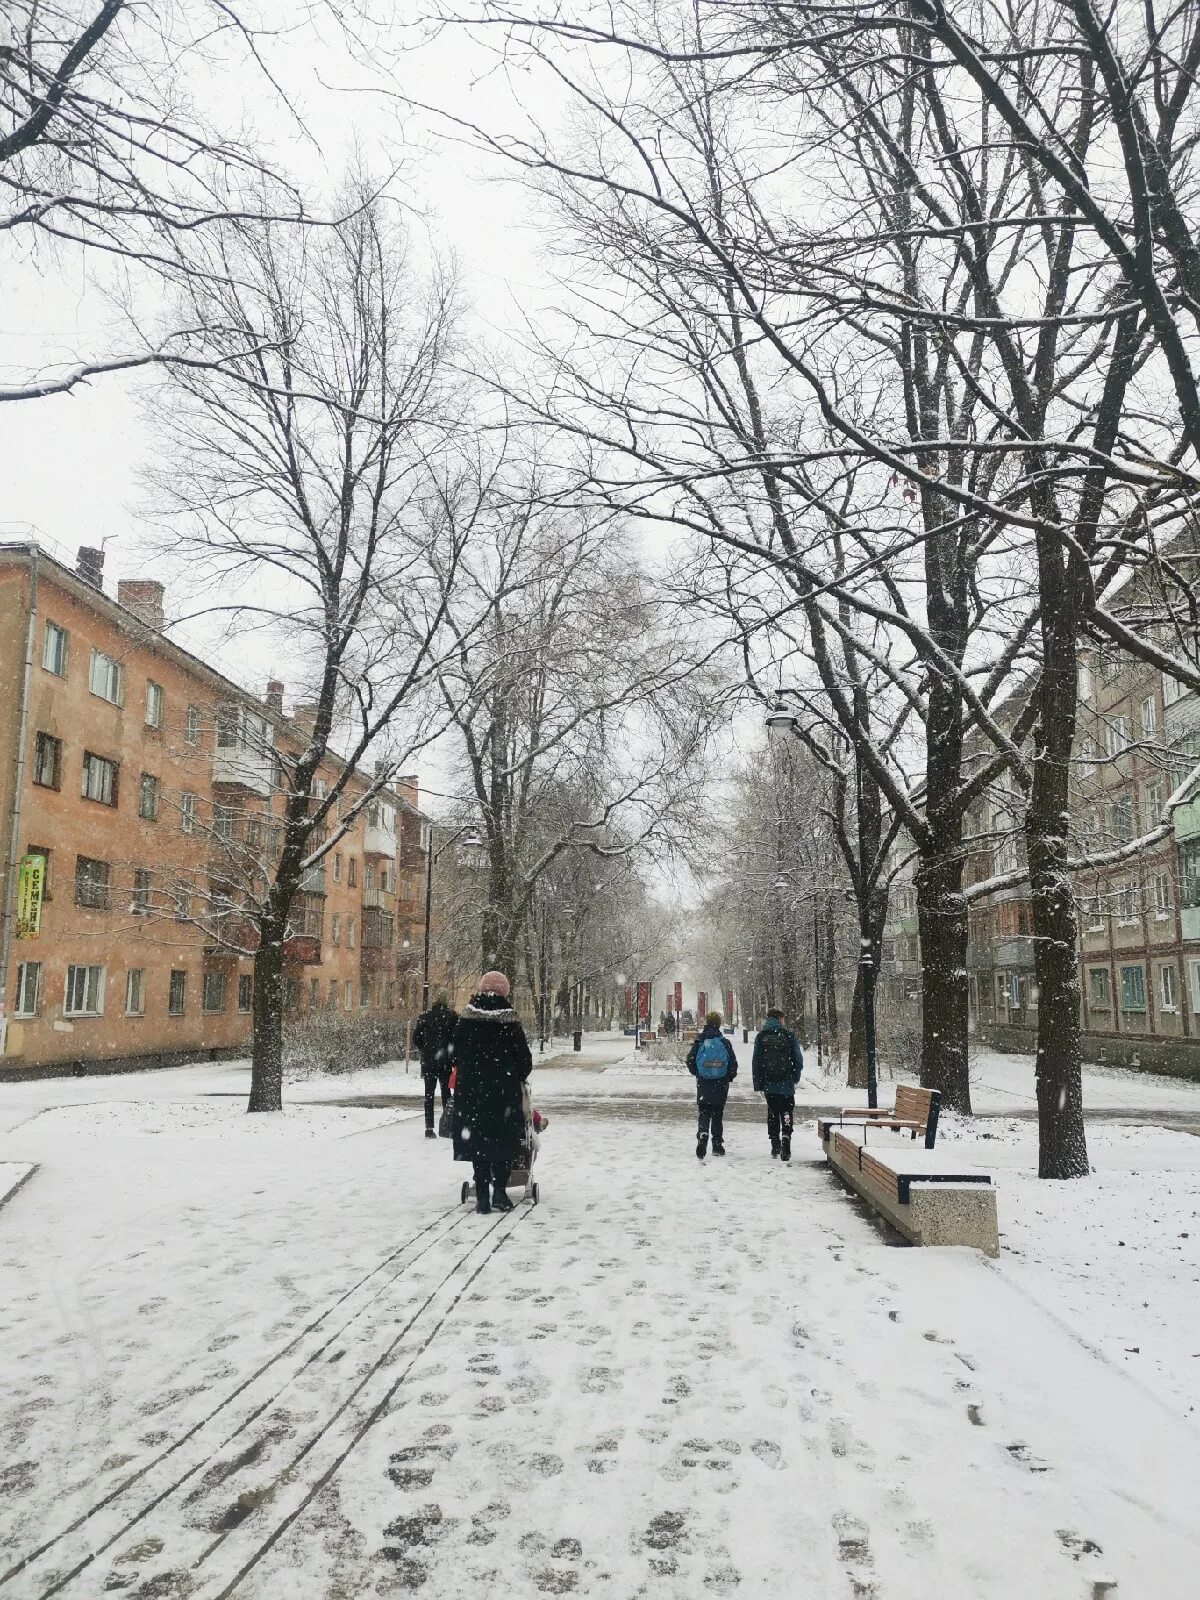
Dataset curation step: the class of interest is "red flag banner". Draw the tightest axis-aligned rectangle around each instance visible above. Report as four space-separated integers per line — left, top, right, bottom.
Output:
724 989 735 1020
697 991 708 1018
674 981 683 1015
636 981 651 1022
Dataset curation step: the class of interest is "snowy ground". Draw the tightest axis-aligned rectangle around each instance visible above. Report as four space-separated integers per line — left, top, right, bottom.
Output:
1 1039 1198 1598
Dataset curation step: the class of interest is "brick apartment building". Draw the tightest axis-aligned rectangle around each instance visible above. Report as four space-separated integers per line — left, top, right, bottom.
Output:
0 541 429 1074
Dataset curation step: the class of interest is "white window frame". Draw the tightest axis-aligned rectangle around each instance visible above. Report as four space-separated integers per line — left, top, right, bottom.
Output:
145 680 164 729
132 869 151 915
185 704 201 745
1116 882 1137 925
343 980 353 1011
237 973 254 1014
88 649 123 705
1189 959 1200 1015
64 964 105 1017
1144 783 1164 833
125 968 145 1016
214 804 235 841
14 961 41 1018
138 773 159 821
81 751 118 806
1153 871 1171 919
1106 715 1129 757
42 620 69 676
331 913 342 946
180 792 197 834
1086 895 1104 933
1140 695 1157 738
1163 670 1185 707
1159 964 1177 1014
346 914 355 949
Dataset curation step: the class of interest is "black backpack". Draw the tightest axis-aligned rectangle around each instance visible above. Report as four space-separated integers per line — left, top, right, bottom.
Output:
758 1027 794 1084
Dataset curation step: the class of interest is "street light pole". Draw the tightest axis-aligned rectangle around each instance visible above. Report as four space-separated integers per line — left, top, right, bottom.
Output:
421 822 484 1013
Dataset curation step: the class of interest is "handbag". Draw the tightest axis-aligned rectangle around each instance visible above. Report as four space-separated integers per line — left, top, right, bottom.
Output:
438 1100 453 1138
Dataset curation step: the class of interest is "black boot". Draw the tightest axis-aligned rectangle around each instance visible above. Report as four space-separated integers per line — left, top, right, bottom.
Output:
696 1134 707 1160
425 1127 437 1139
492 1164 514 1210
473 1164 492 1213
781 1139 792 1163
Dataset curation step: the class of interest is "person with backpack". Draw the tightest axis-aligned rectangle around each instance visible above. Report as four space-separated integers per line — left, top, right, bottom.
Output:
412 994 458 1139
686 1010 738 1159
751 1008 804 1160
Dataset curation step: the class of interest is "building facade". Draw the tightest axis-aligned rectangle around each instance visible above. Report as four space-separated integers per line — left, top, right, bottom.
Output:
0 542 428 1074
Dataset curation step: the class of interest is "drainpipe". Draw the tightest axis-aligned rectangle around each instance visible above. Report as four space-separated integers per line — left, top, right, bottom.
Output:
0 545 38 1043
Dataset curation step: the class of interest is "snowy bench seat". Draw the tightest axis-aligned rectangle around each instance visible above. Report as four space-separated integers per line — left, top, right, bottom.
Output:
824 1129 999 1256
816 1083 941 1149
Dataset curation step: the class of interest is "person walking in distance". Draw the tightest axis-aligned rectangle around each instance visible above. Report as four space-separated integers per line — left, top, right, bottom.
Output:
413 994 458 1139
687 1010 738 1160
752 1008 804 1161
450 972 533 1213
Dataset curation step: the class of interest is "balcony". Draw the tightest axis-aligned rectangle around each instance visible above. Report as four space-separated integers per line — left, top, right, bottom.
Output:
361 886 396 912
213 746 273 797
298 862 327 896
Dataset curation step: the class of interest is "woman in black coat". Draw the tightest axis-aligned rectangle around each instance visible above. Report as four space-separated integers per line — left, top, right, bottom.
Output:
450 972 533 1214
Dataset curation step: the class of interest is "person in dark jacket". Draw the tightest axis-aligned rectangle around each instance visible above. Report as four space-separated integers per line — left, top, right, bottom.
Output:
450 971 533 1213
752 1008 804 1160
686 1010 738 1160
413 995 458 1138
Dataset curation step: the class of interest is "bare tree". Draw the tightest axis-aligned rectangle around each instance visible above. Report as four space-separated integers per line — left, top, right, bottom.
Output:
147 191 466 1112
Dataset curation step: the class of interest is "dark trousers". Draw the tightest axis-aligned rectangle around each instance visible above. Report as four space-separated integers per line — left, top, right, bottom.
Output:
473 1157 511 1195
765 1092 795 1150
697 1082 729 1148
423 1069 451 1131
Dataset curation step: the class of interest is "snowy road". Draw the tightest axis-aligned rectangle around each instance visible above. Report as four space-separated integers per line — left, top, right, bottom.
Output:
1 1049 1199 1598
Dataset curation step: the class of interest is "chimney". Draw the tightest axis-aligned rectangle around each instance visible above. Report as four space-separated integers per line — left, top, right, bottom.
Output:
292 702 319 733
76 546 105 590
265 680 284 716
117 579 165 631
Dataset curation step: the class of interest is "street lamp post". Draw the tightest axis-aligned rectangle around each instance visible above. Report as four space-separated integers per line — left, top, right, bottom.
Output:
421 822 484 1012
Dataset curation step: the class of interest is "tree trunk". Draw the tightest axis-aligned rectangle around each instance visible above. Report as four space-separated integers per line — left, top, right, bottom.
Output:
916 850 971 1112
248 917 286 1113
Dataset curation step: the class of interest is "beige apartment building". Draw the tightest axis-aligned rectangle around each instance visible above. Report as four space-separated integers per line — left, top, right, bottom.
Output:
0 542 428 1075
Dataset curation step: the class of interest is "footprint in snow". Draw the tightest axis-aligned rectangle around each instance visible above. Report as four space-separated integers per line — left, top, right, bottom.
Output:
751 1439 783 1470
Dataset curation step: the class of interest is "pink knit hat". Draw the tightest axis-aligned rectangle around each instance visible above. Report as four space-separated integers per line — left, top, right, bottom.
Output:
478 970 511 998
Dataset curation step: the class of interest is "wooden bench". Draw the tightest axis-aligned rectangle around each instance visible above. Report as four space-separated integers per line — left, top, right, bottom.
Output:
824 1128 998 1254
817 1083 941 1149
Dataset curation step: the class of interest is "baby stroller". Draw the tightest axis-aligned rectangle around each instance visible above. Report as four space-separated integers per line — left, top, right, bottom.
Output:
458 1082 546 1207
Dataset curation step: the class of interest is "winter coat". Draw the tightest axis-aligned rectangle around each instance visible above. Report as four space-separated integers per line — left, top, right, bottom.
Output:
687 1024 738 1104
413 1002 457 1077
450 993 534 1163
751 1018 804 1095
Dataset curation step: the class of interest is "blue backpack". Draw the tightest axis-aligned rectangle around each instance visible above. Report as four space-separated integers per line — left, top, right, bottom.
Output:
695 1035 729 1080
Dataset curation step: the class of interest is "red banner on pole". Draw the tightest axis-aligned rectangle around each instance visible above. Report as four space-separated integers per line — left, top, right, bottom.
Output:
697 990 708 1018
723 989 735 1021
636 981 650 1022
674 981 683 1016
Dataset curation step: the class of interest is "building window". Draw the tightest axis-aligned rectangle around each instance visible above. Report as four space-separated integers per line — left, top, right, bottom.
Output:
180 792 197 834
214 804 234 841
360 978 370 1009
1160 965 1177 1013
174 883 191 922
132 868 151 914
1088 967 1111 1010
1116 882 1137 923
216 704 238 748
346 915 355 949
1085 895 1104 933
1144 782 1164 832
64 963 105 1016
1140 695 1157 738
74 855 110 910
309 977 320 1007
238 973 254 1013
1119 964 1147 1012
1163 670 1185 707
1110 796 1133 843
343 980 353 1011
348 858 357 888
285 978 301 1010
88 649 123 705
145 681 165 729
1105 715 1129 758
364 861 376 890
125 968 145 1016
33 731 63 790
81 751 118 806
202 971 227 1013
138 773 159 821
185 704 201 744
330 913 341 946
14 961 41 1018
42 620 69 676
328 977 338 1008
1153 871 1171 918
1077 737 1095 781
333 853 342 883
168 970 187 1016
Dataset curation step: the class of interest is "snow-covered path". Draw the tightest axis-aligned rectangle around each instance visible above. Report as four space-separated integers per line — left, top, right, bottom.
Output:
1 1052 1199 1598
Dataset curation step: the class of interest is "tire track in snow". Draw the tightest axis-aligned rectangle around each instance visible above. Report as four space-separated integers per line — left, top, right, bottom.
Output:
4 1200 470 1597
